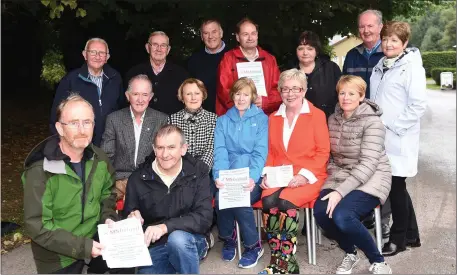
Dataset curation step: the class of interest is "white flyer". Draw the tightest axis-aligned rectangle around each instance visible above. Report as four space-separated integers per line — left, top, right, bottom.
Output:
97 218 152 268
236 62 268 97
264 165 294 188
218 167 251 210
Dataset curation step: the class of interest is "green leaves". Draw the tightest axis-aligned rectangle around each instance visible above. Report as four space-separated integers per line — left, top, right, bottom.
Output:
40 0 83 19
76 8 86 18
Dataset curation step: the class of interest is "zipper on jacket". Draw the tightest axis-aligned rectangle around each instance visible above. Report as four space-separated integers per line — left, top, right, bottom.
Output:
78 74 103 115
373 67 385 102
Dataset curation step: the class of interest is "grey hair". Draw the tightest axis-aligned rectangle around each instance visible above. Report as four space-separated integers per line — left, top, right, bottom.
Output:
278 69 308 91
127 74 153 93
148 31 170 45
200 19 223 34
56 92 94 122
84 38 110 54
358 9 383 25
153 124 187 147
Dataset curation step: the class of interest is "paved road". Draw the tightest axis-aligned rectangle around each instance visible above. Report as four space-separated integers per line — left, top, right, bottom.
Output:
2 89 455 274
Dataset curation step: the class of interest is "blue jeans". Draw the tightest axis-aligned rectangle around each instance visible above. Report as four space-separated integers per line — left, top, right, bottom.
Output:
314 189 384 264
137 230 208 274
215 183 262 247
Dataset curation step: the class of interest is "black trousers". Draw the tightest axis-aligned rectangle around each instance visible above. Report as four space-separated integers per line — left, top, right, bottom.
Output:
381 196 391 225
389 176 420 248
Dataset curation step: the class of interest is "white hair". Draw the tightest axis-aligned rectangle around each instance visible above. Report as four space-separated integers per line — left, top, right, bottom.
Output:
127 74 153 93
148 31 170 45
84 38 110 54
358 9 383 25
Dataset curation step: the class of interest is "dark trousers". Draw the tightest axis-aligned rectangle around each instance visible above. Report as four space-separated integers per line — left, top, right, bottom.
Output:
381 197 391 225
389 176 420 248
51 260 85 274
314 189 384 264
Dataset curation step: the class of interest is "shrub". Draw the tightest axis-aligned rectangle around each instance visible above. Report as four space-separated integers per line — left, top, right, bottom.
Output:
431 67 456 88
422 51 456 76
41 50 66 90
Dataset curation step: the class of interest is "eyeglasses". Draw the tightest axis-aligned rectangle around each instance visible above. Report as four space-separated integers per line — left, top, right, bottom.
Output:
148 42 169 50
59 120 94 129
85 50 109 57
280 87 304 94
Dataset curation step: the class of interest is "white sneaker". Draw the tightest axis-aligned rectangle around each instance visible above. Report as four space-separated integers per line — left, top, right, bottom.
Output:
369 262 392 274
336 253 360 274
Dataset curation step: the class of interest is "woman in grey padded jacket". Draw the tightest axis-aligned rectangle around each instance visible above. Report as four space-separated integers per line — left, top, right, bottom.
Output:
314 75 392 274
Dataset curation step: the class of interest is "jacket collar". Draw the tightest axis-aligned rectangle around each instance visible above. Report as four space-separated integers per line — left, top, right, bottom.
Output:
79 63 117 79
356 42 383 56
232 46 266 62
24 134 95 174
274 100 310 117
139 153 200 183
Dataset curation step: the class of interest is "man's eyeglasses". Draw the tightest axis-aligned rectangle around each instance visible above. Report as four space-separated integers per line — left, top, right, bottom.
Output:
60 120 94 129
85 50 109 57
148 42 169 50
280 87 304 94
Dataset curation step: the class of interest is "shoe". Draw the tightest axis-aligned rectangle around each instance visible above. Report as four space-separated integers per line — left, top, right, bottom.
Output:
208 232 215 249
369 262 392 274
238 244 264 268
362 212 375 229
222 238 237 262
336 253 360 274
381 224 390 239
382 242 406 257
406 237 421 248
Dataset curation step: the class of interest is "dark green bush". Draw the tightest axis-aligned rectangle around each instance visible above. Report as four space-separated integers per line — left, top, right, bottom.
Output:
431 67 456 87
422 51 456 76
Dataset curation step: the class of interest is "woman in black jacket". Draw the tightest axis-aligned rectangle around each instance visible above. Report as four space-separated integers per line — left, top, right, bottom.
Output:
286 31 342 120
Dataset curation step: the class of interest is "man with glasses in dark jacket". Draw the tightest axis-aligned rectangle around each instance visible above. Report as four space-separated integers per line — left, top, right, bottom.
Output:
124 124 213 274
50 38 124 147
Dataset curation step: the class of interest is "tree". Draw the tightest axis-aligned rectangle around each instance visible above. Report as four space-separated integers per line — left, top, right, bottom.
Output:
395 2 456 51
421 27 444 51
0 0 447 98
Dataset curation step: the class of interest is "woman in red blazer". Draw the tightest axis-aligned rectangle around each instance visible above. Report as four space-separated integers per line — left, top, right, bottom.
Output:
259 69 330 274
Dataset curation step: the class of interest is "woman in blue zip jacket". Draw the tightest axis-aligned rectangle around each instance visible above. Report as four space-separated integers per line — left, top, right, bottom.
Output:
213 77 268 269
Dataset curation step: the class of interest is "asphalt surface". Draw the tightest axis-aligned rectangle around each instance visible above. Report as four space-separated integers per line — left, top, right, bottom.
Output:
2 89 455 274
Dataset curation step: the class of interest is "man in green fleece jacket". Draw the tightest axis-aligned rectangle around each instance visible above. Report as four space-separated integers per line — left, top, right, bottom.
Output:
22 93 118 274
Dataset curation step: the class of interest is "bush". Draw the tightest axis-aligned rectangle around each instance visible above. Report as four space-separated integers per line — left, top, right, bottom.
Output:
431 67 456 88
422 51 456 76
41 50 66 90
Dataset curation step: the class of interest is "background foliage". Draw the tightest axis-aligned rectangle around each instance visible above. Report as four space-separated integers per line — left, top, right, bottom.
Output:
1 0 451 99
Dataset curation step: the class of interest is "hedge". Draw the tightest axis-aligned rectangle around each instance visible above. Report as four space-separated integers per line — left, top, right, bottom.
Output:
431 67 456 87
422 51 456 77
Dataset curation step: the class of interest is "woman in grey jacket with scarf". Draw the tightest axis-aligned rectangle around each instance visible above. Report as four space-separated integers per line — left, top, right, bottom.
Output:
314 75 392 274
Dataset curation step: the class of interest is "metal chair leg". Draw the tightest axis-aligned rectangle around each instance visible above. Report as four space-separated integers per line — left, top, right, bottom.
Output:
311 208 317 265
317 225 322 245
374 206 382 253
257 209 262 241
305 208 312 265
236 221 242 260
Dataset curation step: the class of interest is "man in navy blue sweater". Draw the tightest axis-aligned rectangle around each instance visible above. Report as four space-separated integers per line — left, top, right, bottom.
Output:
187 19 229 113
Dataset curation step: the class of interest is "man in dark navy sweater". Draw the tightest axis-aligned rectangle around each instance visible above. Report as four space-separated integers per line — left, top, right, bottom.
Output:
125 31 189 115
187 19 229 114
